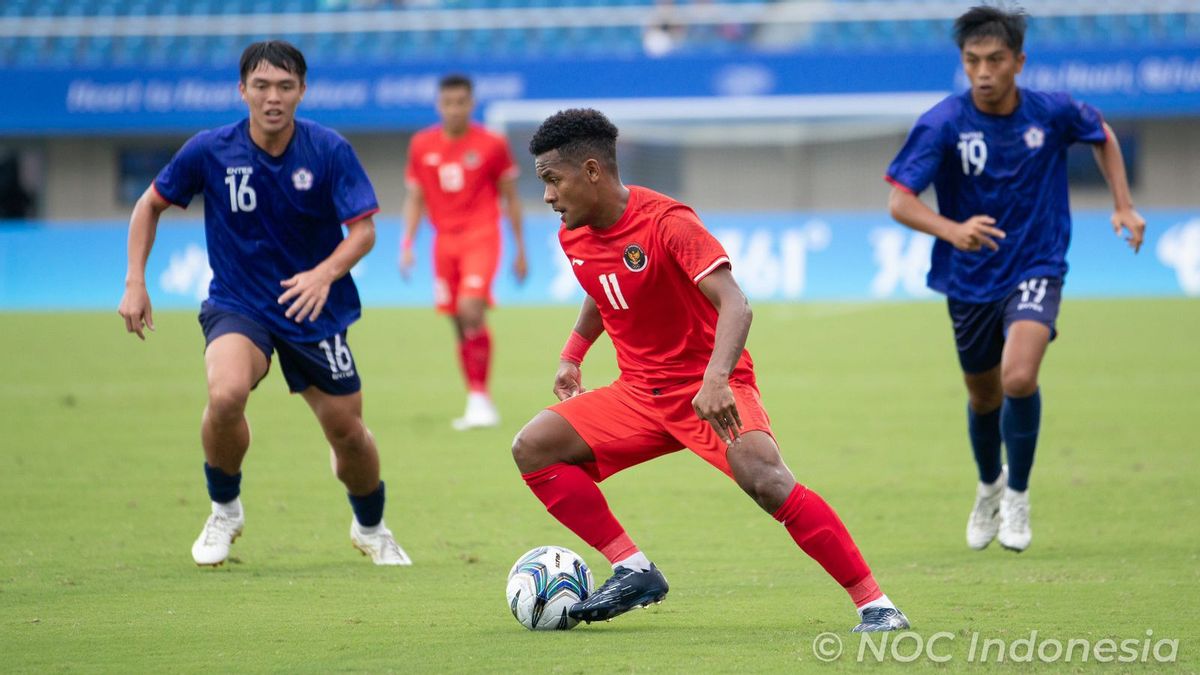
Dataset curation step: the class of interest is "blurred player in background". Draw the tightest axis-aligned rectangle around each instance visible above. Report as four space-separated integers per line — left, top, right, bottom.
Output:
400 74 526 430
117 40 411 567
885 6 1145 552
512 109 909 633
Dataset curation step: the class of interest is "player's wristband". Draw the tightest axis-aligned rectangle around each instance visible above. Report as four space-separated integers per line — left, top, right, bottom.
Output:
560 331 593 366
402 236 414 252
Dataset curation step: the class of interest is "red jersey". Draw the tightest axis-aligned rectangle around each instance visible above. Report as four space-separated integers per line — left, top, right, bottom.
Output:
560 186 755 390
405 123 518 236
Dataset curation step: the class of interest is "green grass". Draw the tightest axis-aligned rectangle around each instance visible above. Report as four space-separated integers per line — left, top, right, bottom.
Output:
1 299 1198 672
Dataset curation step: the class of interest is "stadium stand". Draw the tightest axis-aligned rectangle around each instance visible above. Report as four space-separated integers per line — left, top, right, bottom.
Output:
1 1 1197 67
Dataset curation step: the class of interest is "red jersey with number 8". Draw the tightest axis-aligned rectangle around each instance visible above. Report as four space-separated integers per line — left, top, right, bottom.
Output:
559 186 755 390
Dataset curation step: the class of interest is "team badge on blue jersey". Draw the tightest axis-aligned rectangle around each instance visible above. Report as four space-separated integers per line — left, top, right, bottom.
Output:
1023 126 1045 149
292 168 313 191
623 243 647 272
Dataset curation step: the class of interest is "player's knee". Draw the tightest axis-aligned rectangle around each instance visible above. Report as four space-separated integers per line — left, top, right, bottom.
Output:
511 423 554 473
324 415 366 451
730 447 795 513
740 469 794 514
1002 368 1038 398
206 384 250 421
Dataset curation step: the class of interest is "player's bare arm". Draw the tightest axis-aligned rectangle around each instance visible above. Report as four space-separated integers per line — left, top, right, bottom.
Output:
118 185 172 340
694 267 751 444
888 186 1006 252
399 182 424 279
500 175 528 283
554 296 604 401
1091 122 1146 253
279 216 376 323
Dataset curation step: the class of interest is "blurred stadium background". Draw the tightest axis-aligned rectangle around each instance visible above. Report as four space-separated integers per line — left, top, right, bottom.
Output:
0 0 1198 311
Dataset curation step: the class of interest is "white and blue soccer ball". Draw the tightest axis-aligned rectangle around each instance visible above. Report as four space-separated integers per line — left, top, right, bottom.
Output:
505 546 594 631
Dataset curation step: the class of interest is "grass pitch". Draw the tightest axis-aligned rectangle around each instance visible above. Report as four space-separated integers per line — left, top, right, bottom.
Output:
1 299 1197 672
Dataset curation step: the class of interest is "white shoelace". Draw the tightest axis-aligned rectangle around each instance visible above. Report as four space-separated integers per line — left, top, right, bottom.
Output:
202 514 240 545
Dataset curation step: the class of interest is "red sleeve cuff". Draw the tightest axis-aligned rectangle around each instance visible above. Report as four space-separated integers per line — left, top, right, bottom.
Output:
692 256 731 284
150 182 185 209
884 175 916 195
344 207 380 226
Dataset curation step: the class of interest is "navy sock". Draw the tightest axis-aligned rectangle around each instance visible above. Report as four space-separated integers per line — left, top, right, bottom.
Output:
348 481 386 528
1002 389 1042 492
204 462 242 504
967 405 1003 484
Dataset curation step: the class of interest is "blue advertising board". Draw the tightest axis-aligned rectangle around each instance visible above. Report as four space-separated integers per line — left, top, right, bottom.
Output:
1 209 1197 312
1 46 1198 134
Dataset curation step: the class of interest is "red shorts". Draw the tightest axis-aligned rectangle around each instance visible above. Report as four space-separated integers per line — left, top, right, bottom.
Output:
433 230 500 315
549 378 774 481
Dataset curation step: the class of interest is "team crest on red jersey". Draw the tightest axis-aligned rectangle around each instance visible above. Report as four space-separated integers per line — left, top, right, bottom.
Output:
623 243 648 272
463 150 482 169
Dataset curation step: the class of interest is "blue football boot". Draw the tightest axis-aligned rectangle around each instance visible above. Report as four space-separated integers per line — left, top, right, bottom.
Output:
568 564 669 623
852 606 911 633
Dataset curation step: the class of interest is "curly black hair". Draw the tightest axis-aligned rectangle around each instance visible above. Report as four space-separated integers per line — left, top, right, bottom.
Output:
954 5 1026 53
528 108 619 169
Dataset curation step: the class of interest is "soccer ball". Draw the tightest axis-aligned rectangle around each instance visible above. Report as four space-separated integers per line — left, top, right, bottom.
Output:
505 546 594 630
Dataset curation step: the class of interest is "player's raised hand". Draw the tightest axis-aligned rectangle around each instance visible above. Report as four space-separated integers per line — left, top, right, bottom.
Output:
951 215 1006 252
118 281 155 340
553 360 586 401
399 247 416 281
693 379 743 444
278 267 334 323
1112 207 1146 253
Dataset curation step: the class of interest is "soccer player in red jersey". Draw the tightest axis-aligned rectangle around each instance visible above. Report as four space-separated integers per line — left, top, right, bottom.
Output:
511 109 909 633
400 74 526 430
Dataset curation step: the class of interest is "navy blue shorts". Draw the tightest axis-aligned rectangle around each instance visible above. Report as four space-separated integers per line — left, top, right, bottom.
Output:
947 276 1063 374
198 301 361 395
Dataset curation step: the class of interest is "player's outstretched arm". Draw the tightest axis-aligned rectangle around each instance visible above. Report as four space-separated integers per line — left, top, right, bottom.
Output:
499 175 527 284
117 186 172 340
694 267 751 444
1091 123 1146 253
399 183 424 280
279 216 376 323
888 186 1006 252
553 297 604 400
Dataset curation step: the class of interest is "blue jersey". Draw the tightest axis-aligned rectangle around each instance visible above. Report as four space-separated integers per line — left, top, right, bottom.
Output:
886 88 1107 303
155 118 379 341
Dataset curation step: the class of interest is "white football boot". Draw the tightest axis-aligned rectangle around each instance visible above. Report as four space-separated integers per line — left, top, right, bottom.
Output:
451 392 500 431
966 467 1006 550
350 520 413 566
998 487 1032 552
192 500 244 567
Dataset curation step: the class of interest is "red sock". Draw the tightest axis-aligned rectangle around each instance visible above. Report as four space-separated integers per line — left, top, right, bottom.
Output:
460 327 491 394
773 483 882 607
522 463 639 564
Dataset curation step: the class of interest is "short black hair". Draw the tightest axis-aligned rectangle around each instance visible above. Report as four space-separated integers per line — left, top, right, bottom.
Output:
439 73 473 93
954 5 1026 53
528 108 619 169
239 40 307 83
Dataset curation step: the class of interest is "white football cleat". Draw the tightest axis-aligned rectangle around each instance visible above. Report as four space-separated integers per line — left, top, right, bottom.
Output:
966 468 1006 550
451 392 500 431
192 504 244 567
350 520 413 566
998 487 1032 552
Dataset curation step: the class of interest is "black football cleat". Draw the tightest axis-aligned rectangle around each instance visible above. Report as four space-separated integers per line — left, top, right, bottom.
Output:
568 564 669 623
851 607 911 633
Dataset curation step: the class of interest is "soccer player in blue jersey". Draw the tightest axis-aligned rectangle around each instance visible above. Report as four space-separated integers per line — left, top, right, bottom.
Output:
885 6 1145 552
117 41 411 567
